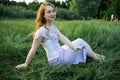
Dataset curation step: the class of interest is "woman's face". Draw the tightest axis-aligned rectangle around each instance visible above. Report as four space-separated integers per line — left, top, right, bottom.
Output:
44 5 56 22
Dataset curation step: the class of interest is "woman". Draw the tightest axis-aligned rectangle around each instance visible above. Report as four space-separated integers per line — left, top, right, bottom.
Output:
15 2 105 69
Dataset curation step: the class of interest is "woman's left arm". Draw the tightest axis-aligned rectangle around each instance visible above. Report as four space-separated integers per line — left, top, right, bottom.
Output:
57 29 79 50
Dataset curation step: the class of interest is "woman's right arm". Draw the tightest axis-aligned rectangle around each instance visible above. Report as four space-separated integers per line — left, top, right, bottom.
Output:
15 30 43 69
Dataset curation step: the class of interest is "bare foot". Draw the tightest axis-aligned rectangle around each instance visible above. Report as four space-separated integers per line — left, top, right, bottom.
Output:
94 54 105 61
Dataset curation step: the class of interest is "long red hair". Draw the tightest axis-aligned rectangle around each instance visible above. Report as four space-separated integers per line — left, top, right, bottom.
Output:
34 2 55 34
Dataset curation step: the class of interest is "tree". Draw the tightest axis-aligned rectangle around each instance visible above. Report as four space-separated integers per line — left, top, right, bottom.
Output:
0 0 9 5
65 0 72 9
45 0 56 6
70 0 101 19
27 1 40 10
102 0 120 20
45 0 67 9
56 1 61 8
97 0 111 19
61 1 67 8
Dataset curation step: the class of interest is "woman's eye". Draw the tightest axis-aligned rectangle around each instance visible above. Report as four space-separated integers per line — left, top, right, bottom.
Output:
47 10 55 13
47 11 51 13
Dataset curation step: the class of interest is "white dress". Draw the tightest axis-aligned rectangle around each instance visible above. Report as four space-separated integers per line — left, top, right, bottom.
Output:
34 25 92 66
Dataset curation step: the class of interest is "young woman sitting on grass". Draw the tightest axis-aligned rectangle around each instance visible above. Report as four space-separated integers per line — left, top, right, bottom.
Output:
15 2 105 69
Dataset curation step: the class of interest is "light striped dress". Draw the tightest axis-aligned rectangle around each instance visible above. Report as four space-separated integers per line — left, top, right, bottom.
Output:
34 25 92 66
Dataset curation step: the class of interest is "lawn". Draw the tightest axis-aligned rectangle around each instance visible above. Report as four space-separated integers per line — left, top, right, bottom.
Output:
0 19 120 80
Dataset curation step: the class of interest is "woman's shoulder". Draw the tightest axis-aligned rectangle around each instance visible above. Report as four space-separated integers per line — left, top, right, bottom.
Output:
36 26 48 33
37 26 45 31
34 26 47 39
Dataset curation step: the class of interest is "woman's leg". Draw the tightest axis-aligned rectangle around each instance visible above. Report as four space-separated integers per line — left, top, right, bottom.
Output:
86 50 105 61
72 38 105 61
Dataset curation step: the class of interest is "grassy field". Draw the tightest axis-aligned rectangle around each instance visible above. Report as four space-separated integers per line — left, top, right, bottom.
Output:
0 19 120 80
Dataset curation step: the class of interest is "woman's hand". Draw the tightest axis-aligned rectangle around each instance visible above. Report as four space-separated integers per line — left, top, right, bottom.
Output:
73 46 85 50
73 46 85 54
15 63 28 69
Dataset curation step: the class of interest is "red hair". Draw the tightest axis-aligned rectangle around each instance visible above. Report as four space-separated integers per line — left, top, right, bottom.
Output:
34 2 55 34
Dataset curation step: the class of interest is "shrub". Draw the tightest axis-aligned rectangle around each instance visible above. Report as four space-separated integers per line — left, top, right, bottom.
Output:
56 8 81 20
0 5 36 19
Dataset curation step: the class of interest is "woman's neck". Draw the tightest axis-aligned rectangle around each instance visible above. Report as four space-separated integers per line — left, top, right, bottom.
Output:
46 21 53 27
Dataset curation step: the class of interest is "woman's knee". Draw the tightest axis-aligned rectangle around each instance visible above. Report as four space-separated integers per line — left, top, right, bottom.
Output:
77 38 91 48
72 38 83 46
76 38 85 43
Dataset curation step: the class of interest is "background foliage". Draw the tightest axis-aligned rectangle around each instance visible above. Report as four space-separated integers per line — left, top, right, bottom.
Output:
0 5 36 19
70 0 101 19
0 0 120 20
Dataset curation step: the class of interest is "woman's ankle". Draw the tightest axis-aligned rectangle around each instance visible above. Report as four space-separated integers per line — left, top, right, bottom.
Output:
87 50 97 59
93 54 105 61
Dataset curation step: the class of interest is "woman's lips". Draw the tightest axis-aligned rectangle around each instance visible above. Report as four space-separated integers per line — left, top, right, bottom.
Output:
51 16 55 18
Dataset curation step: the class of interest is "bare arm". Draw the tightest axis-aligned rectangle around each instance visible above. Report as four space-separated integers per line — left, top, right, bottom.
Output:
15 31 43 69
57 30 83 50
25 37 42 66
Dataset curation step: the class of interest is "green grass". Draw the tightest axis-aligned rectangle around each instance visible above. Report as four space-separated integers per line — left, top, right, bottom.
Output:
0 19 120 80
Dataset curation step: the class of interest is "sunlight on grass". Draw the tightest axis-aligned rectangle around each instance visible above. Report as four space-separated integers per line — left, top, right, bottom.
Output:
0 19 120 80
